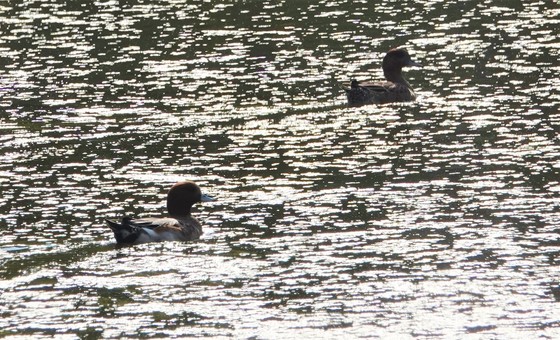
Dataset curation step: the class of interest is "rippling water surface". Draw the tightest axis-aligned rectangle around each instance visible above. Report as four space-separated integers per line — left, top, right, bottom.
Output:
1 0 560 338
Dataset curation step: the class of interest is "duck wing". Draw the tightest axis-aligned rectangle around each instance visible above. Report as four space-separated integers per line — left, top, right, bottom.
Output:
106 217 182 244
124 217 180 229
355 81 393 92
342 80 392 94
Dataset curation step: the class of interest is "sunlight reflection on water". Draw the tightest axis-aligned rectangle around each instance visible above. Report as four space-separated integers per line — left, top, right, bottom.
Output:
1 0 560 338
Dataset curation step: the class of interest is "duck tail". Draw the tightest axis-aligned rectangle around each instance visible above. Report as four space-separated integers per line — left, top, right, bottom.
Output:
340 79 358 92
105 218 137 244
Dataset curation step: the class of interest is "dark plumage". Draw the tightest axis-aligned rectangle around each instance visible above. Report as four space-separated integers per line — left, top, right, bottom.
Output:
106 181 215 245
343 48 422 106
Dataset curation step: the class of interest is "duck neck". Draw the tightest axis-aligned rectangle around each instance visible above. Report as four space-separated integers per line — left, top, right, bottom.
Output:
167 201 192 217
383 68 410 87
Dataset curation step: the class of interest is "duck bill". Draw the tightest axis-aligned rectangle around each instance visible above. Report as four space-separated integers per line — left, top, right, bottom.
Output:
407 60 422 67
201 193 216 202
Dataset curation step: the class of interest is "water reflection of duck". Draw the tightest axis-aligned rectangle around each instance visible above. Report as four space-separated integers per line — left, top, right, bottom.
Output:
343 48 422 106
106 181 215 245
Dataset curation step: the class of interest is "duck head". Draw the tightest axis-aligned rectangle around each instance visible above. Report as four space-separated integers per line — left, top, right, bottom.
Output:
167 181 215 217
382 48 421 83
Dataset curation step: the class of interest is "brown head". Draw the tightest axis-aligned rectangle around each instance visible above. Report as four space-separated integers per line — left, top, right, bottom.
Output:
166 181 214 217
382 48 422 83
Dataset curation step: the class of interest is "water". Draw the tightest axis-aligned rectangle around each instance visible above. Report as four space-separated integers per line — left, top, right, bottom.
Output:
1 0 560 338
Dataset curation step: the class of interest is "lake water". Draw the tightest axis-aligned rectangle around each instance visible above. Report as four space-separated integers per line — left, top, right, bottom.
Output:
1 0 560 338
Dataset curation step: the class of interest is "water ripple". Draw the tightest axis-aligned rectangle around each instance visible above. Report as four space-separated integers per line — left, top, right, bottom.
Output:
1 0 560 338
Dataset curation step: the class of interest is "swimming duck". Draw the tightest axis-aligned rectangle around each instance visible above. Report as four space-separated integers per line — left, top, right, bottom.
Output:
106 181 215 245
343 48 422 106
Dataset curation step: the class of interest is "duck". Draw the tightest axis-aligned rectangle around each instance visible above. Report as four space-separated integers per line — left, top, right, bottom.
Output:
343 48 422 106
106 181 215 245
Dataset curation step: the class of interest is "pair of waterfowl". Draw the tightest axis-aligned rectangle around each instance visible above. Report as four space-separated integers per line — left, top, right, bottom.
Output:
106 48 421 245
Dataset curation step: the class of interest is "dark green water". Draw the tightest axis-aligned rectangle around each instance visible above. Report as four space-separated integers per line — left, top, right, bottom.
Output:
1 0 560 338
